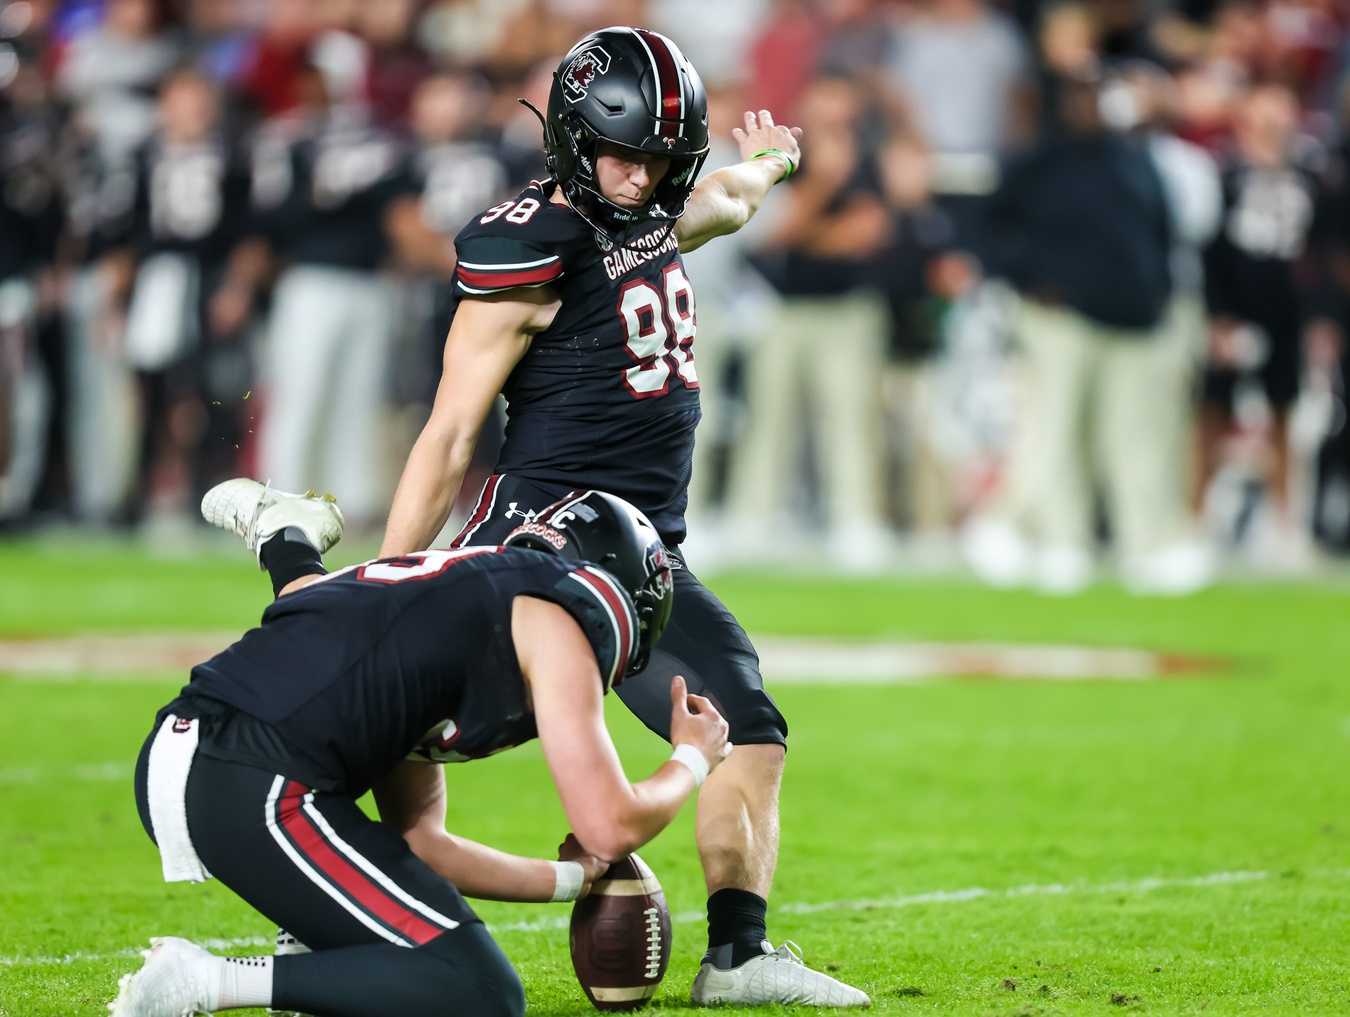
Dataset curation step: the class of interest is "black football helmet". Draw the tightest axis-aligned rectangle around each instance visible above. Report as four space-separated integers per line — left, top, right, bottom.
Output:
504 490 674 687
541 26 710 244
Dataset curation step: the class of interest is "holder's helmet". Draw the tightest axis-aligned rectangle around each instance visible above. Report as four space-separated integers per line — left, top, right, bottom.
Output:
543 27 710 243
505 490 674 687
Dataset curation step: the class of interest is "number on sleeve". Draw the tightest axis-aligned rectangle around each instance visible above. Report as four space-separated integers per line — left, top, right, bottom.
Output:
479 197 541 226
479 200 515 224
505 198 540 224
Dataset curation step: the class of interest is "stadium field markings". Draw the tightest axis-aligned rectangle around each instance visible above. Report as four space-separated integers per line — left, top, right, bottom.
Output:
4 867 1344 968
0 634 1229 683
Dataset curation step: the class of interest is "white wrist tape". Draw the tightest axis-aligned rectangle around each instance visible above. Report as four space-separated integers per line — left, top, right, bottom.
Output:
670 743 710 788
550 860 586 903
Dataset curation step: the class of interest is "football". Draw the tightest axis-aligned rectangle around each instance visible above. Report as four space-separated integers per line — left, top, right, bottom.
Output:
569 853 672 1011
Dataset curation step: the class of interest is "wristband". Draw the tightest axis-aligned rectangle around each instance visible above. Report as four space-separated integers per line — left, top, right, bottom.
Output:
752 148 796 182
670 743 710 788
550 860 586 903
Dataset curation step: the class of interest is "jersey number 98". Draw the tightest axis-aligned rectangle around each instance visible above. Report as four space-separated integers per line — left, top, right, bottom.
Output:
618 264 698 399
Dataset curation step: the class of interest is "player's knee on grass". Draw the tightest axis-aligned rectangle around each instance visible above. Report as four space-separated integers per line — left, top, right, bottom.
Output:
420 925 525 1017
272 923 524 1017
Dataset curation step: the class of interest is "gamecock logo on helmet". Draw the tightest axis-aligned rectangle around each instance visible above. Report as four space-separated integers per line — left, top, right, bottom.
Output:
563 46 612 100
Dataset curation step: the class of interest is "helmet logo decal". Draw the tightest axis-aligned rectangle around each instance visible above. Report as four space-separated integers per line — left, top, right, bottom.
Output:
506 521 568 550
562 46 612 101
663 137 677 150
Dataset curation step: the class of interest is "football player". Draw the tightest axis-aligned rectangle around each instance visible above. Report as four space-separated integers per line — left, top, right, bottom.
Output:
111 488 730 1017
376 26 868 1007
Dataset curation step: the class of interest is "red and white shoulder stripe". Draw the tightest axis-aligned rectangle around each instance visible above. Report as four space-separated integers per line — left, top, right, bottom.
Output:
566 565 638 687
454 255 564 295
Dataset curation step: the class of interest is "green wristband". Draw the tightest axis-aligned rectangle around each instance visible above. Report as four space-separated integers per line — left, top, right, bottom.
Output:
752 148 795 182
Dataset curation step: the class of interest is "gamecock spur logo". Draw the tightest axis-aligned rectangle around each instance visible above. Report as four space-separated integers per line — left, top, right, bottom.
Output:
562 46 612 100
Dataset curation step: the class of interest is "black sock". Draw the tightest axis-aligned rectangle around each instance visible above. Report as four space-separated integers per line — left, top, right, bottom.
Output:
706 888 768 968
259 528 326 598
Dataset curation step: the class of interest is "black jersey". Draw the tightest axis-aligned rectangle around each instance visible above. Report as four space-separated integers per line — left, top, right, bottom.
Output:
409 140 508 239
451 180 701 544
179 547 637 796
250 117 418 272
126 137 252 266
1204 157 1322 343
0 110 64 282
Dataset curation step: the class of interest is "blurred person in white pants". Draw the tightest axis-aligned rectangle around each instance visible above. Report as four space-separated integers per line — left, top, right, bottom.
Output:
969 70 1181 594
677 85 783 563
729 76 892 570
1110 64 1223 591
237 61 420 530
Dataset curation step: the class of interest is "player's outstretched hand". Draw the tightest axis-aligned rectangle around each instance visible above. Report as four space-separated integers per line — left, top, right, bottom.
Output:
733 109 803 175
668 675 732 776
557 833 609 898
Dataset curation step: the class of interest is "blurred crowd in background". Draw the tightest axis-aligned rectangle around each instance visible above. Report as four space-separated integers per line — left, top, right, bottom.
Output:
3 0 1350 593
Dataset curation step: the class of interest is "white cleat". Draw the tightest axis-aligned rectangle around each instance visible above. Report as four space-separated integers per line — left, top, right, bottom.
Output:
201 479 344 565
691 940 871 1008
109 937 218 1017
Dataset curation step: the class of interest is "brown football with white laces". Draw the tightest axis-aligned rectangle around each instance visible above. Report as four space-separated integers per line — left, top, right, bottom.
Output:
569 853 672 1011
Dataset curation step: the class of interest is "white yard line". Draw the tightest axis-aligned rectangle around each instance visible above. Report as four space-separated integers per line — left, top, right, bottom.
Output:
5 868 1344 968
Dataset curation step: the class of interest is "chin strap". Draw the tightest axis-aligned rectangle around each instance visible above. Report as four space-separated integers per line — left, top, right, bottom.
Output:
519 97 680 253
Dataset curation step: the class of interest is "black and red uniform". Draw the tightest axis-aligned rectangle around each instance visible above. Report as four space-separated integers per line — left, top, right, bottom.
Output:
132 547 636 1017
447 181 786 749
1203 156 1324 411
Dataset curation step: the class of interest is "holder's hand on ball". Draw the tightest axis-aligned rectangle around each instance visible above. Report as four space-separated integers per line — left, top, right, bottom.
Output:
669 675 732 777
558 833 609 898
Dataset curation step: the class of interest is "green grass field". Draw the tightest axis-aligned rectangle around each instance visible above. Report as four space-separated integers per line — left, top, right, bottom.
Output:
1 538 1348 1016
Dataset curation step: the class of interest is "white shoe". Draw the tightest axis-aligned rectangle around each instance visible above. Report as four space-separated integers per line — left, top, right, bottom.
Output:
961 517 1030 588
1033 544 1093 596
267 929 312 1017
1120 540 1215 596
826 522 896 576
109 937 219 1017
201 479 344 565
691 940 870 1008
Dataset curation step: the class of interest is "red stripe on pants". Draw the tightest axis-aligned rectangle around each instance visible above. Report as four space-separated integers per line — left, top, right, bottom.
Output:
277 782 444 946
451 475 501 548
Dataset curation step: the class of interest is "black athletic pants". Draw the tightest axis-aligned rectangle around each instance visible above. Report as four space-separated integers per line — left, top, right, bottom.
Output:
452 473 789 748
135 735 524 1017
